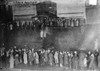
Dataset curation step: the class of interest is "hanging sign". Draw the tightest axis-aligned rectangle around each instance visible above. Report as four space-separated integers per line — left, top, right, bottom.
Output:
55 0 86 18
89 0 97 5
12 2 37 20
12 4 37 16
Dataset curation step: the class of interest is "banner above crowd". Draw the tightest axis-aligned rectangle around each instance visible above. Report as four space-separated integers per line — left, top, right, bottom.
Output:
8 0 51 5
52 0 86 18
12 2 37 20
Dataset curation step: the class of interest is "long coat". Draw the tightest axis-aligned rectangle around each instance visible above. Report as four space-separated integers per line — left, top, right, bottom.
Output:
15 54 19 65
68 54 73 68
9 55 14 68
72 55 78 69
35 52 39 64
79 52 86 68
63 53 68 67
49 52 53 65
89 54 97 69
23 52 28 64
59 52 63 65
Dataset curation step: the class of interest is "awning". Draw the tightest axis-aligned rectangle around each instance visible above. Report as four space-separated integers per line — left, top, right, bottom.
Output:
54 0 86 18
12 2 37 20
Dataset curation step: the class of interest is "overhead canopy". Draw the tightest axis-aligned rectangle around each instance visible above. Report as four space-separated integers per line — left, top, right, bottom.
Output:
36 1 57 18
51 0 86 18
12 2 37 21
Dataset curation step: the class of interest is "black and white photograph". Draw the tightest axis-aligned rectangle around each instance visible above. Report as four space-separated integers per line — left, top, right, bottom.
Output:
0 0 100 71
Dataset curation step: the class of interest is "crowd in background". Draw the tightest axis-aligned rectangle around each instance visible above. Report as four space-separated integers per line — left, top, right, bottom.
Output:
0 46 100 70
6 17 81 32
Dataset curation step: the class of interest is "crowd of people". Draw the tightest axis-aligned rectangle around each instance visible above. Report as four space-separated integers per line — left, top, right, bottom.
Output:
0 46 100 70
6 17 81 32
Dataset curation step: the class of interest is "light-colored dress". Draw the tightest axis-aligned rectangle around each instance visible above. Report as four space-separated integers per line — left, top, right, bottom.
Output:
35 52 39 64
84 57 87 67
59 52 63 67
23 52 28 64
54 52 59 64
9 55 14 68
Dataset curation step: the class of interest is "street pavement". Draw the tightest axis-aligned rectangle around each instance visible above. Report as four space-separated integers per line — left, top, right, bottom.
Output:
0 63 100 71
0 64 100 71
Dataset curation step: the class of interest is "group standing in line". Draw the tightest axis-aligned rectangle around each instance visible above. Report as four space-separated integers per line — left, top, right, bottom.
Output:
1 46 100 70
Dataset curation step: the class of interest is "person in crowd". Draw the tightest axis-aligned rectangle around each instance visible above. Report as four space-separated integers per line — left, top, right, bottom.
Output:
44 50 48 64
35 51 39 65
6 49 10 68
68 51 73 69
79 51 86 69
14 52 19 66
54 51 59 66
37 49 42 65
9 24 13 31
49 50 53 66
23 49 28 65
42 50 46 65
63 51 68 68
83 54 88 69
1 48 7 68
89 53 96 69
59 51 63 67
32 48 35 65
87 51 92 68
18 49 22 63
72 51 78 69
21 49 24 63
94 50 99 68
9 50 14 68
28 50 32 65
40 49 44 65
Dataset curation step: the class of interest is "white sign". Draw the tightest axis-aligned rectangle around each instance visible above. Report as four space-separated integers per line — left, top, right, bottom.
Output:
12 3 37 20
89 0 97 5
12 4 37 16
55 0 86 18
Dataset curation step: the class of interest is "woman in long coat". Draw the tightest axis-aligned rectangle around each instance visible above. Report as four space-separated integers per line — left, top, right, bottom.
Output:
44 50 48 64
83 54 88 68
89 54 97 69
15 54 19 66
9 54 14 68
35 52 39 65
49 51 53 66
28 50 33 65
59 51 63 67
79 52 86 69
68 52 73 69
72 51 78 69
63 52 68 67
23 51 28 65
